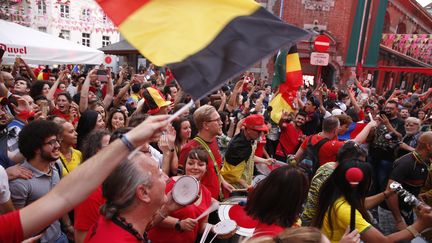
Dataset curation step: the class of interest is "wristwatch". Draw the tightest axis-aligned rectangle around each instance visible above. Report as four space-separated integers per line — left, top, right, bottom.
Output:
175 219 182 231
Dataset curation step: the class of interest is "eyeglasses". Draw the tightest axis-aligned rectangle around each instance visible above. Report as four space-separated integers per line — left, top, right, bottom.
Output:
44 138 62 146
206 117 221 123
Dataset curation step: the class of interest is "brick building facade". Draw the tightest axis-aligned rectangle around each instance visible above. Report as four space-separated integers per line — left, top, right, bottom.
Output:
265 0 431 93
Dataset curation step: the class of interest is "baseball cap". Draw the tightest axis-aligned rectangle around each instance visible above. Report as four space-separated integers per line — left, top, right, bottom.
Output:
331 109 344 116
243 114 268 132
143 87 172 115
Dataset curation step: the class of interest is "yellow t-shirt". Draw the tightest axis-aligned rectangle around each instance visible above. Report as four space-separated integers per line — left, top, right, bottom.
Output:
59 148 82 176
322 197 371 243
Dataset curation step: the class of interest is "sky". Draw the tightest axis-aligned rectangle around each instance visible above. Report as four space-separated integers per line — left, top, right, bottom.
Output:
417 0 432 7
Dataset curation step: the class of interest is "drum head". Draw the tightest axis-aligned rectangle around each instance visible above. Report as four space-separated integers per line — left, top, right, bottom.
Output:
172 176 199 205
218 197 258 237
213 219 237 235
252 175 266 187
255 160 286 176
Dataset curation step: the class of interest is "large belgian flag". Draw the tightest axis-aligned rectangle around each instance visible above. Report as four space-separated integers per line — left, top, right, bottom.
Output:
96 0 310 100
269 46 303 123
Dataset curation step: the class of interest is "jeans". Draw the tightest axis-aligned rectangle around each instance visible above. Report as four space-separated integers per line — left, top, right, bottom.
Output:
375 159 393 193
55 232 69 243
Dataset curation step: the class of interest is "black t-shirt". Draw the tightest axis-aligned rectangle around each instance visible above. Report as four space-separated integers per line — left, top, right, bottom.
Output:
301 111 320 136
384 153 429 211
371 117 406 161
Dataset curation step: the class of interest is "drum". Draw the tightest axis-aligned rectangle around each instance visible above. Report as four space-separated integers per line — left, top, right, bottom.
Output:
213 219 238 239
218 197 259 237
172 175 200 205
255 160 286 176
252 174 266 187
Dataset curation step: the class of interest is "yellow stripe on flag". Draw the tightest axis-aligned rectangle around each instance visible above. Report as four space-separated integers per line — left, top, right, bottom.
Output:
269 93 293 123
119 0 260 66
286 52 301 72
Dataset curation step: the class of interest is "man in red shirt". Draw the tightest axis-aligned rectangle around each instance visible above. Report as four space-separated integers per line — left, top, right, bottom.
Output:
274 111 306 162
295 116 376 166
179 105 234 199
85 153 180 243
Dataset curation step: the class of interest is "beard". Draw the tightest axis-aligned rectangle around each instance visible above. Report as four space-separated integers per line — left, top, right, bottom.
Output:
40 149 59 162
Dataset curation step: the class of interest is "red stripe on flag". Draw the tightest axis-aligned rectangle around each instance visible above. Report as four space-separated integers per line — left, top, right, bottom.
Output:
279 70 302 93
96 0 151 26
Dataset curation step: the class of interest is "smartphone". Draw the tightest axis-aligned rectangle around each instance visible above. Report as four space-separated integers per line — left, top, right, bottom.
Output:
97 69 107 82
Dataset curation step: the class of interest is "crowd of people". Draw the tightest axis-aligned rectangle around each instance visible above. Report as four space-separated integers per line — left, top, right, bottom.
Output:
0 56 432 243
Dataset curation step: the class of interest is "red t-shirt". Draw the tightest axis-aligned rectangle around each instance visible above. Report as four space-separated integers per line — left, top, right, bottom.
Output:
84 216 140 243
251 222 284 238
276 123 303 157
179 138 222 199
254 135 266 157
148 178 212 243
75 186 106 231
300 134 344 165
0 210 24 243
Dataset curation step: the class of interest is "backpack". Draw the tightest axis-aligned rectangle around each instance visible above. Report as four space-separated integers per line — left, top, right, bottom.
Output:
298 136 329 180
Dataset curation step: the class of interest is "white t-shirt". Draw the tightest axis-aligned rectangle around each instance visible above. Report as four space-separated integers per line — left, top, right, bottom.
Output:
0 166 10 203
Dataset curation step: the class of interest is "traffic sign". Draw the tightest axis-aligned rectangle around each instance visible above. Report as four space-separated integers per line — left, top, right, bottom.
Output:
314 35 331 52
310 52 329 66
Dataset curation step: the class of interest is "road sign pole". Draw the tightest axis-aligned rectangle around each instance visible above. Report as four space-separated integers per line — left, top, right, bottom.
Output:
316 65 322 87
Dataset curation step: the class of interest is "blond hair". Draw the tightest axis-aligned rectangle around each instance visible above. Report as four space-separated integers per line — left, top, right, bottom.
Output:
193 105 217 131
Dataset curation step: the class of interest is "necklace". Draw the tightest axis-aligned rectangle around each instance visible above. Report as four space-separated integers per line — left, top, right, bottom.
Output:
112 215 149 243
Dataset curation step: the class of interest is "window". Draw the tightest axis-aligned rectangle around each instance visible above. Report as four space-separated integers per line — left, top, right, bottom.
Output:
102 13 107 23
60 30 70 40
37 0 47 15
38 27 47 33
60 4 70 18
82 33 90 47
102 36 110 47
81 8 90 21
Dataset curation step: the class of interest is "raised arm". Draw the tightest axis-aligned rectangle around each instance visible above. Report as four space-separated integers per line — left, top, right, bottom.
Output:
47 70 67 101
79 69 96 113
102 68 114 109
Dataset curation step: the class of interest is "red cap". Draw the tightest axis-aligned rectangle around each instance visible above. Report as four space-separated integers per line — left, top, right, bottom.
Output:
328 92 337 100
243 114 268 132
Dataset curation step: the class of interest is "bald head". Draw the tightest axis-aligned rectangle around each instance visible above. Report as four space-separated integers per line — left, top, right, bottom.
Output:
417 132 432 150
1 71 14 88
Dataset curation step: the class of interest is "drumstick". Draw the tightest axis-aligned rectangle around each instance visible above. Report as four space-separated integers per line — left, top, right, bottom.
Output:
368 112 373 121
199 223 213 243
167 100 193 123
231 188 248 192
220 201 247 206
195 201 219 221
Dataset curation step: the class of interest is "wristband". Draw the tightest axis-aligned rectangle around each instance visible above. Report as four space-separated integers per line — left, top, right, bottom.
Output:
120 134 135 152
406 225 420 238
175 220 182 231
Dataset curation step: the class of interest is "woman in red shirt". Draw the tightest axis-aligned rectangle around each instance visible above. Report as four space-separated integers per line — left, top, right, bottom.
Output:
148 147 213 243
245 165 308 238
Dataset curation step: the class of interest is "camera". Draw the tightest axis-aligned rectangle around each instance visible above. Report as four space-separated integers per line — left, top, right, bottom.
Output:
96 69 107 82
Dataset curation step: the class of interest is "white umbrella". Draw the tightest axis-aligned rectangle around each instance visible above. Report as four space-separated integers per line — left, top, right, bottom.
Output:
0 20 104 65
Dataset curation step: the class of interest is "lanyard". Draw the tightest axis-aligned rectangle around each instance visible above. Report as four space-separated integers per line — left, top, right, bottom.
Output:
193 137 224 200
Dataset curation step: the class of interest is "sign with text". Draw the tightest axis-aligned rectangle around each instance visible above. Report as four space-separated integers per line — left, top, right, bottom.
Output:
310 52 329 66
